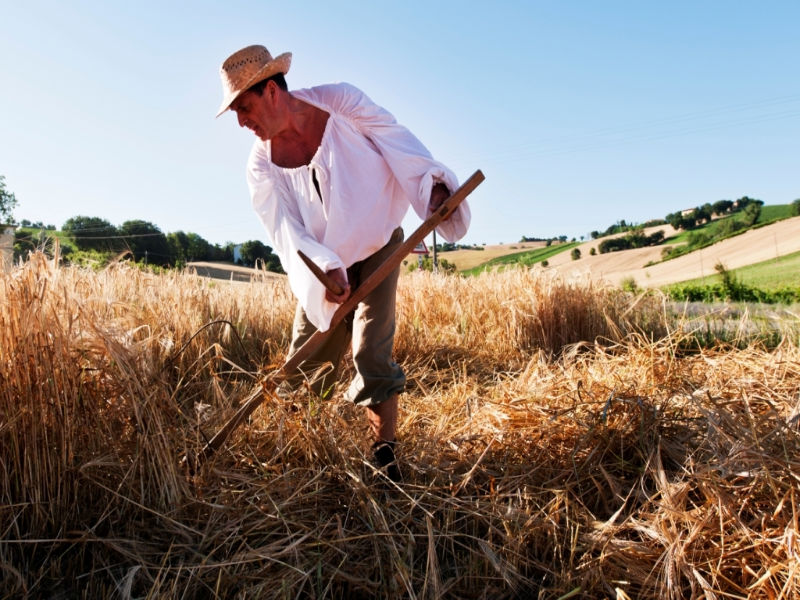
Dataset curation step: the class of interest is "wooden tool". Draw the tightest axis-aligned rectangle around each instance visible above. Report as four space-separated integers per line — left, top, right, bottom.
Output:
297 250 346 296
192 170 484 465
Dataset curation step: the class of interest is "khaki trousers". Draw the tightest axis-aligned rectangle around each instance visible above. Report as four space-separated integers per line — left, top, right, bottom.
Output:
286 227 406 407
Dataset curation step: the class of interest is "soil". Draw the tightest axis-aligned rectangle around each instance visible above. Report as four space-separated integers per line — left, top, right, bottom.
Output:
186 261 284 283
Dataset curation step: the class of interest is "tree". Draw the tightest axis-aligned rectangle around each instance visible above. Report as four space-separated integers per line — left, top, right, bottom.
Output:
712 199 733 215
791 199 800 216
665 211 683 229
238 239 281 271
209 241 235 262
0 175 18 224
695 204 713 224
166 230 191 265
118 220 172 265
189 233 215 261
733 196 763 213
741 203 761 227
62 216 120 251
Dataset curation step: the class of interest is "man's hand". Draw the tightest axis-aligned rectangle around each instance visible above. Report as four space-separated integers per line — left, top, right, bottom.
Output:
429 182 451 220
325 267 351 303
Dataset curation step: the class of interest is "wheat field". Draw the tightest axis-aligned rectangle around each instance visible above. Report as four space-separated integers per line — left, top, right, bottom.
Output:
2 253 799 599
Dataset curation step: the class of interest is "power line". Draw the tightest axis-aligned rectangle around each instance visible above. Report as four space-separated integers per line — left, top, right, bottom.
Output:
65 232 169 240
447 93 800 169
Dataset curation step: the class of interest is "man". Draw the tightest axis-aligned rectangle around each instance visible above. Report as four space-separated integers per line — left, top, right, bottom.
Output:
217 44 470 481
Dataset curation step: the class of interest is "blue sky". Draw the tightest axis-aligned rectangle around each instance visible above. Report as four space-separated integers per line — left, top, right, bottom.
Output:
2 1 799 247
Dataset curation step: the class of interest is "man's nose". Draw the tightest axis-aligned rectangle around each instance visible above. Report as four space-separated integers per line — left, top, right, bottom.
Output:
236 111 247 128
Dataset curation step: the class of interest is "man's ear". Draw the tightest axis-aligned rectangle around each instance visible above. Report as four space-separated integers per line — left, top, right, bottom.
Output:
264 80 278 102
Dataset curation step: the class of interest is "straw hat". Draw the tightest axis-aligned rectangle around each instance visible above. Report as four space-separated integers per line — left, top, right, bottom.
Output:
216 45 292 117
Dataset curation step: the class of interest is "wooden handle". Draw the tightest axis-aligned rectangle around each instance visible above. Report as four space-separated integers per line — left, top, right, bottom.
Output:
297 250 345 296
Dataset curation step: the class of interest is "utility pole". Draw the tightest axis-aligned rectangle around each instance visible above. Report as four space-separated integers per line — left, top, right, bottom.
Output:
432 229 438 273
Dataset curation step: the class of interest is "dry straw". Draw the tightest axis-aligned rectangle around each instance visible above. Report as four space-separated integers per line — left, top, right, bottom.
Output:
1 254 799 599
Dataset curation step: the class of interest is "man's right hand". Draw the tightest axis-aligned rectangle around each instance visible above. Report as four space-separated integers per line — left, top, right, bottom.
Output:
429 182 452 220
325 267 351 303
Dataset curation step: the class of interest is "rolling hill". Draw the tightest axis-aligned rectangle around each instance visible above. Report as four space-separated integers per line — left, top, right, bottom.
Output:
189 213 800 291
434 215 800 289
545 216 800 287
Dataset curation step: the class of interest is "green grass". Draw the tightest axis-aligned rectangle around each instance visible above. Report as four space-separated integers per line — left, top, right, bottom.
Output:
14 227 70 253
671 250 800 290
665 214 740 245
757 204 795 224
462 242 578 276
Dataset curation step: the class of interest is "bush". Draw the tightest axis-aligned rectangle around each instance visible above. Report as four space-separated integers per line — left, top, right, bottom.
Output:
571 248 581 261
408 256 457 274
620 277 639 293
598 229 665 254
741 203 761 227
664 266 800 303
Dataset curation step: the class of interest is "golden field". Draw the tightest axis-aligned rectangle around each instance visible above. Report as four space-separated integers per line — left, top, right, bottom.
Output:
430 241 546 272
2 253 800 599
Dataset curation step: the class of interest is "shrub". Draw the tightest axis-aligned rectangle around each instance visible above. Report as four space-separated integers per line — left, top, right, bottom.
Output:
409 256 457 274
620 276 639 293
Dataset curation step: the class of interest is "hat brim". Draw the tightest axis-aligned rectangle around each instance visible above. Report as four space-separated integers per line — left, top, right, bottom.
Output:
215 52 292 118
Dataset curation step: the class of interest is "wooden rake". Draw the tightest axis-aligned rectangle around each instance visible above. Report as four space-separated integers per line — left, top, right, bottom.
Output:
188 170 484 467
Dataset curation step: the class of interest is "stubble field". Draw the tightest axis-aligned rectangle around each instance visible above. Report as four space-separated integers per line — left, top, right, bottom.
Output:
2 254 800 599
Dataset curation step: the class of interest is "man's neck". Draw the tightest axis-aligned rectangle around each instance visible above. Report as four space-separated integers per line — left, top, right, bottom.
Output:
270 97 329 169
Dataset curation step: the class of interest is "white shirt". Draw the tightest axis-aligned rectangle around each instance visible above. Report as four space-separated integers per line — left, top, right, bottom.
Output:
246 82 470 331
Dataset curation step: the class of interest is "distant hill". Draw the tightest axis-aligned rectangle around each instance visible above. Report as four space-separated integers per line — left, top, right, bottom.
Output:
436 205 800 289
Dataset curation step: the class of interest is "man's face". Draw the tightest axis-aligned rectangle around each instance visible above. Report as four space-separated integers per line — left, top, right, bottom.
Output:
231 88 276 141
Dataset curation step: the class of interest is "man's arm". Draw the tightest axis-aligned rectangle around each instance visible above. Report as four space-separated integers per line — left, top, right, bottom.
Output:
311 83 470 240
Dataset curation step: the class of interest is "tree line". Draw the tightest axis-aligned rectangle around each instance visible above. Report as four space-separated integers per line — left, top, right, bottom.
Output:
15 215 283 272
586 196 770 244
663 197 763 231
587 196 775 255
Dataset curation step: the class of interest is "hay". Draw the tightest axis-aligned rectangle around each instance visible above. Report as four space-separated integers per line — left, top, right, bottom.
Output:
1 255 799 598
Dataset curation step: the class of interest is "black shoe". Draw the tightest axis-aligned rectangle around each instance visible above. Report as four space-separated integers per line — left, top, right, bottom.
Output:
372 440 402 483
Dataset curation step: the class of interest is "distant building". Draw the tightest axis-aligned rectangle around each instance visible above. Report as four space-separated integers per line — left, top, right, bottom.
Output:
0 224 15 271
